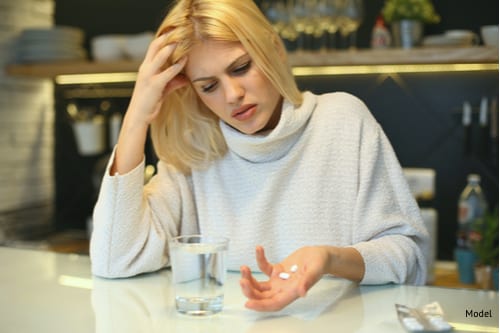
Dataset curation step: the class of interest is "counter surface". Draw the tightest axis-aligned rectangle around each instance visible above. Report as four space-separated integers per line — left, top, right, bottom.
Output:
0 247 497 333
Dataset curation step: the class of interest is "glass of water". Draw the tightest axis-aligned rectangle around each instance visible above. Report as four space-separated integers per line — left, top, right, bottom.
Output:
169 235 229 315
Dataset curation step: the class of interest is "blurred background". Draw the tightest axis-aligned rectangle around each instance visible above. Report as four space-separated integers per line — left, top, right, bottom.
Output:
52 0 498 50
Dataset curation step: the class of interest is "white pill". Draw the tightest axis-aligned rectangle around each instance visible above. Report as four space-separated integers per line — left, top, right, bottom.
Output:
279 272 291 280
290 264 298 273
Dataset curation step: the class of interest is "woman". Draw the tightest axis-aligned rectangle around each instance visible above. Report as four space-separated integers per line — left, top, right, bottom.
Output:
90 0 429 312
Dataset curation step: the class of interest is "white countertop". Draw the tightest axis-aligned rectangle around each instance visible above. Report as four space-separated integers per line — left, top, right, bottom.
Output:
0 247 498 333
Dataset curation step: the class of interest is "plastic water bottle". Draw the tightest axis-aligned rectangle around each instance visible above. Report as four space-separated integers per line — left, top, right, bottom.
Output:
457 174 488 249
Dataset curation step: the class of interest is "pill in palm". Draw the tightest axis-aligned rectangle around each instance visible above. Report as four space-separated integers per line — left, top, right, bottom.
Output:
279 272 291 280
290 264 298 273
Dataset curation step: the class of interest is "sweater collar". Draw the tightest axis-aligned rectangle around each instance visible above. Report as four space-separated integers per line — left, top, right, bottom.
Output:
220 91 316 163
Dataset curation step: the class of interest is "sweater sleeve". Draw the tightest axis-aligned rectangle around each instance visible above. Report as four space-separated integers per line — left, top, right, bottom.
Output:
350 120 429 286
90 149 198 278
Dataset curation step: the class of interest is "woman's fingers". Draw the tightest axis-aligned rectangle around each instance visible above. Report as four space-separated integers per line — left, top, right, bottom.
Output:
140 31 183 85
132 46 186 115
255 246 274 277
240 266 272 293
149 43 178 72
143 33 169 63
160 57 188 94
240 279 277 300
138 43 177 80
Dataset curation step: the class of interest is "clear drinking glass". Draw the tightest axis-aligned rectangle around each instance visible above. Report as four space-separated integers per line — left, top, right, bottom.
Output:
290 0 318 51
169 235 229 316
317 0 341 50
262 0 298 51
336 0 364 49
261 0 288 35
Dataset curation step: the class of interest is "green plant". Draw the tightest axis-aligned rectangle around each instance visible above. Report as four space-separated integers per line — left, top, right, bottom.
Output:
381 0 440 24
470 208 499 267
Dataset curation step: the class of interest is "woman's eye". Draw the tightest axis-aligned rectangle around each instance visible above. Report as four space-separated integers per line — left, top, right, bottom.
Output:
233 61 251 74
201 82 217 93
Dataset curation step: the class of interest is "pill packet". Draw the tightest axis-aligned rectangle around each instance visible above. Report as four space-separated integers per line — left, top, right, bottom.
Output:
395 302 453 332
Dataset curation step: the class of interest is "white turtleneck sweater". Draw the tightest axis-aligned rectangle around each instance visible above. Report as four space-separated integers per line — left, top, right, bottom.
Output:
91 91 429 285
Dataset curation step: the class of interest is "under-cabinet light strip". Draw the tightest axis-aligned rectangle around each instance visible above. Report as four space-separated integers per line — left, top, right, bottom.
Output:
55 72 138 85
54 63 498 85
292 63 499 76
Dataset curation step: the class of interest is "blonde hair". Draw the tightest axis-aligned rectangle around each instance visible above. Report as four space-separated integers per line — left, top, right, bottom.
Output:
150 0 303 174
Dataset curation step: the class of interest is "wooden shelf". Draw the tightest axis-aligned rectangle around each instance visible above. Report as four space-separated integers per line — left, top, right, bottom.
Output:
5 59 141 77
4 46 498 79
288 46 499 67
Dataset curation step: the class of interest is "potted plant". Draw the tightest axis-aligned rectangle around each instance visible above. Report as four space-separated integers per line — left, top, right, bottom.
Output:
381 0 440 48
470 208 499 289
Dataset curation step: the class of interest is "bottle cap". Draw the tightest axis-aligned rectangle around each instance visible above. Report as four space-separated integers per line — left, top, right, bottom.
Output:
467 174 481 183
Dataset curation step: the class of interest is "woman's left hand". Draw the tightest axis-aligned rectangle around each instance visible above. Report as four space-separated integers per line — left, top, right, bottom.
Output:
239 245 330 312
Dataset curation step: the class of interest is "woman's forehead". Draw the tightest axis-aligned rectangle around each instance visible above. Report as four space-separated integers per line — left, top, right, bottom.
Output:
185 41 247 78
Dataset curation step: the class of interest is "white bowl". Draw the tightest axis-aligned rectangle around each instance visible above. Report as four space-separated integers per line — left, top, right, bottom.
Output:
91 35 126 61
444 30 479 45
124 32 154 60
481 25 499 47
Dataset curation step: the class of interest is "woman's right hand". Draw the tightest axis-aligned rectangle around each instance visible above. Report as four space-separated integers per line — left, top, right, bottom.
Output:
111 33 188 175
127 33 188 126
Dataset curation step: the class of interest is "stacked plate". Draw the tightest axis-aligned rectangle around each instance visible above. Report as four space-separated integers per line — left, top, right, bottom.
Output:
422 30 479 48
16 26 87 63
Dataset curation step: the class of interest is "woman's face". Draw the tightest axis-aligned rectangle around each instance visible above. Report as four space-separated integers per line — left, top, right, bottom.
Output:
185 41 283 135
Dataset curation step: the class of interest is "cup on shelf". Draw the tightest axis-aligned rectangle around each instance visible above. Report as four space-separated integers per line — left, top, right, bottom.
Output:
480 25 499 47
73 115 106 156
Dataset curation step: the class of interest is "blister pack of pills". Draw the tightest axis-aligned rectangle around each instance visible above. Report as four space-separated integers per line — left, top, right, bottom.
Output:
395 302 453 332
